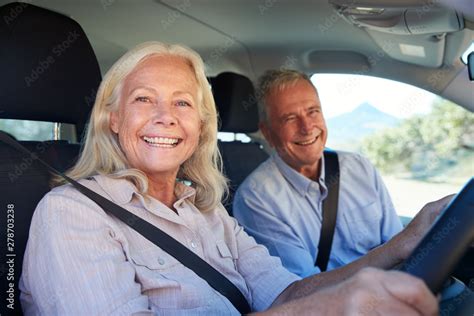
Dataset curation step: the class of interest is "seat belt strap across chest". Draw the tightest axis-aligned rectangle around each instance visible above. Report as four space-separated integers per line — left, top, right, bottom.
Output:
315 150 340 272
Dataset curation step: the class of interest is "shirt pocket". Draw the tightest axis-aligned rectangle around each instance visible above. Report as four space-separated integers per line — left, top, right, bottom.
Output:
342 201 382 254
129 247 182 288
129 247 207 310
130 247 180 270
216 240 238 271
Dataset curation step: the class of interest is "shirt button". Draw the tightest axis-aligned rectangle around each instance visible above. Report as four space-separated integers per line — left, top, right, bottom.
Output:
158 258 165 265
190 241 197 248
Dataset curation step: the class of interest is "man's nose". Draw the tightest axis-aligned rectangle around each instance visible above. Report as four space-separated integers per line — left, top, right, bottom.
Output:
299 116 312 134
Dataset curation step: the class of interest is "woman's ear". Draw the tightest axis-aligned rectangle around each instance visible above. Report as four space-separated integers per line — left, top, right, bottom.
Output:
109 111 119 134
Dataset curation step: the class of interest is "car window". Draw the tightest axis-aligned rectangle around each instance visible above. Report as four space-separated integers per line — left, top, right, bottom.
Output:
0 119 77 142
312 73 474 220
218 132 251 143
461 41 474 64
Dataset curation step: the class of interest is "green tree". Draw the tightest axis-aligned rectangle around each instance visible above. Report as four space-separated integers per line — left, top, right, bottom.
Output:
361 99 474 178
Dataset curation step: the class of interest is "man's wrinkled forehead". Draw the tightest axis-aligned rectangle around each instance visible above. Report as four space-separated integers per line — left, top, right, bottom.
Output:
265 79 320 109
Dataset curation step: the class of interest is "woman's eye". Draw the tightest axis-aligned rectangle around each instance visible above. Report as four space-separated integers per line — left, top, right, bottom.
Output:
176 100 191 107
135 96 151 103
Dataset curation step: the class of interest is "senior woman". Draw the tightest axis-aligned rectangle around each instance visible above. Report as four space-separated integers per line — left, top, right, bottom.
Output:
19 42 439 315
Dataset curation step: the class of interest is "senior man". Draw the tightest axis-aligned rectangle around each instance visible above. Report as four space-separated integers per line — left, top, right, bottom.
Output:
233 69 405 278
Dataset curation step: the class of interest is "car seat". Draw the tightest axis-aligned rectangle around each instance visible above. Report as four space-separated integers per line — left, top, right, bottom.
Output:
0 2 101 314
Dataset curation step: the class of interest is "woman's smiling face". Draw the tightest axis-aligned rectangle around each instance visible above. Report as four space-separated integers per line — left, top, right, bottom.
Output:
110 54 201 181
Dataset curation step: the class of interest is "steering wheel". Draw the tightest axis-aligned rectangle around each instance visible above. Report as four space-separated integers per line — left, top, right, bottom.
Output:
400 177 474 315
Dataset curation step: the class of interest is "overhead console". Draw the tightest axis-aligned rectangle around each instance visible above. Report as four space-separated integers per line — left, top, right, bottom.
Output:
329 0 465 67
329 0 463 35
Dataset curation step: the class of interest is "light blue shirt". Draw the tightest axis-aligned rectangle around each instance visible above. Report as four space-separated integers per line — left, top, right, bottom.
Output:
233 151 403 278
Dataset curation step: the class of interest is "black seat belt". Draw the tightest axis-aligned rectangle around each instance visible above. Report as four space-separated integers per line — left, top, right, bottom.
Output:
315 150 340 272
0 133 251 315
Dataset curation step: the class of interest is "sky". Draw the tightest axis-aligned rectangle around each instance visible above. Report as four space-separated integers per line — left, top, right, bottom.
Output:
311 74 438 119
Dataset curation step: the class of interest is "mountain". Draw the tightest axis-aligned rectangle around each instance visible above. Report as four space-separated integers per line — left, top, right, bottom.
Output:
326 102 400 149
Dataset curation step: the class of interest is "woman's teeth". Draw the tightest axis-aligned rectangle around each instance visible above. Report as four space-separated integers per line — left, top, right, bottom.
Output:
143 136 180 147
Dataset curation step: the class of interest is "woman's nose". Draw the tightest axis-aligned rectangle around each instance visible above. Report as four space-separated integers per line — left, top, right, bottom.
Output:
151 102 177 126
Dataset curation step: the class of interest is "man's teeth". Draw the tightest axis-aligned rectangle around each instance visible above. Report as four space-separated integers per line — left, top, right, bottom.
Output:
143 136 179 147
297 136 318 145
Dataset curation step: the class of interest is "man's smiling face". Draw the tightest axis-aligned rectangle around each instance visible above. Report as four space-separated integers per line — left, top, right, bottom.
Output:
260 79 328 178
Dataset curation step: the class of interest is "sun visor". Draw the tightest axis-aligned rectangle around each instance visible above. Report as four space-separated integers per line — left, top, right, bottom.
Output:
329 2 463 35
329 1 464 67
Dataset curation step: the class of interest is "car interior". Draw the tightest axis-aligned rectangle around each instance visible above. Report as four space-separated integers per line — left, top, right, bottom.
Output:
0 0 473 315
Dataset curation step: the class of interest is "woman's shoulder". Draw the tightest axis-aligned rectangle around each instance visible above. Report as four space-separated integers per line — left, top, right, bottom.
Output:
47 175 105 201
36 175 113 218
209 202 240 229
31 175 125 236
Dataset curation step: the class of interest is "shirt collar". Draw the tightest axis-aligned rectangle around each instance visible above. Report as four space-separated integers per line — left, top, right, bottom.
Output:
92 174 197 208
93 174 136 205
174 181 197 205
272 152 327 197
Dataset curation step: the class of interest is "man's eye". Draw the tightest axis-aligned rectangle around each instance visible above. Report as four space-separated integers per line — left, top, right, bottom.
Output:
284 116 296 122
176 100 191 107
135 96 151 103
308 108 322 116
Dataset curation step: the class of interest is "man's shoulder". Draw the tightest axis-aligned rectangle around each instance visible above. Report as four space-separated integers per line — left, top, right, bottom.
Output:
333 149 365 162
333 150 376 173
237 156 283 194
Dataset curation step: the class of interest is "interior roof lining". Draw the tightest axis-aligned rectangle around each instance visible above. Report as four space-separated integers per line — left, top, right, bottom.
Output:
156 0 256 78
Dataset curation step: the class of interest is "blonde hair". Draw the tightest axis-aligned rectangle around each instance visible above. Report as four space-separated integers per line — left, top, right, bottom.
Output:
257 69 315 123
60 41 227 212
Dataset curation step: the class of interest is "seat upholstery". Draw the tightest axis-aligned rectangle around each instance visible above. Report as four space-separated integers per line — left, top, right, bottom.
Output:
0 3 101 315
0 2 101 137
211 72 269 214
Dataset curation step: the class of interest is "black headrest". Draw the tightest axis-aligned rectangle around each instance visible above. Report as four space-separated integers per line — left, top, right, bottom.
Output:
0 2 101 137
211 72 259 133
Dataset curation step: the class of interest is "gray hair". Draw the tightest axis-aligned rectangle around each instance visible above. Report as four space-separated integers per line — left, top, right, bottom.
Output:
59 41 228 212
257 69 314 124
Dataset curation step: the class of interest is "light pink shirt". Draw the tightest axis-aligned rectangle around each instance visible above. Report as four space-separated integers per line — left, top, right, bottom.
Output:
19 175 299 315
